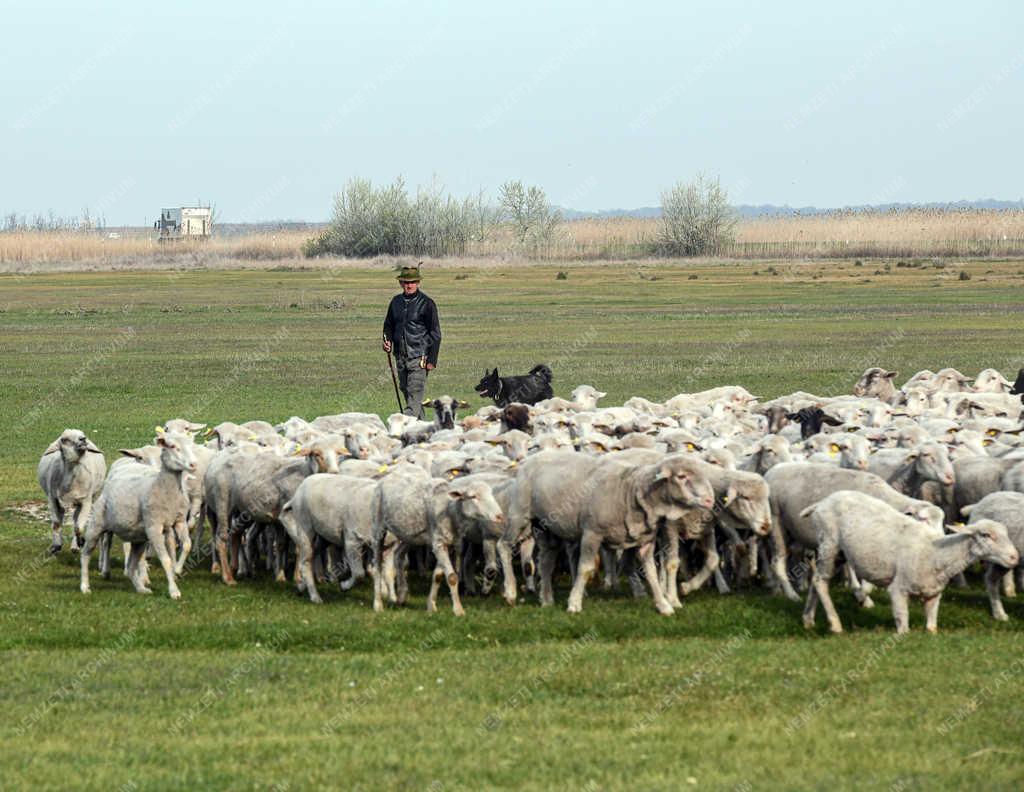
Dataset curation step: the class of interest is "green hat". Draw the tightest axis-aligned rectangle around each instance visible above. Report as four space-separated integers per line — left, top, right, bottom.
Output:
397 265 421 283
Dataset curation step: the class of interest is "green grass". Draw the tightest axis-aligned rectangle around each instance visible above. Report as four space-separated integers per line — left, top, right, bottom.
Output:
2 261 1024 790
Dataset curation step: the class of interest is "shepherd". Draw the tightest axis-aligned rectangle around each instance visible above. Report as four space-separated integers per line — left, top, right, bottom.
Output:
382 264 442 419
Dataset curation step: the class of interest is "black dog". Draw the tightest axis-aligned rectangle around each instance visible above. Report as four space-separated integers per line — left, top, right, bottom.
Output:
1010 367 1024 403
475 364 553 407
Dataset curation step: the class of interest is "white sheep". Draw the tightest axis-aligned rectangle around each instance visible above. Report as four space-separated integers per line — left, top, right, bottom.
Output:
803 491 1018 633
80 433 197 599
37 429 107 554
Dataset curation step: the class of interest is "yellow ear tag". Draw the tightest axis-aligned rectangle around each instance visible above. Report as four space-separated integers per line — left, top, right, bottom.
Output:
377 465 388 473
828 444 840 456
983 439 993 446
686 443 696 451
721 495 729 505
509 460 517 467
154 425 165 434
987 429 999 436
248 435 258 441
295 444 302 451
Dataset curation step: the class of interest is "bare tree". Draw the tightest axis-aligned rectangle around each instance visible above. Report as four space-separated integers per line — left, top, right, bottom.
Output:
658 174 737 256
499 180 562 248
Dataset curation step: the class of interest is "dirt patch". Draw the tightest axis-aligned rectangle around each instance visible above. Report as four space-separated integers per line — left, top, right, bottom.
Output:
5 501 48 523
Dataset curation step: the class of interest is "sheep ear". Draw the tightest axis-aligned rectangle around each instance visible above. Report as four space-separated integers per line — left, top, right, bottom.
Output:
905 450 920 461
187 422 206 432
202 427 214 437
884 371 898 379
721 485 738 505
421 399 432 406
456 400 470 408
44 440 61 454
823 414 844 426
156 436 169 448
85 440 102 453
293 447 312 457
119 448 144 460
947 522 968 533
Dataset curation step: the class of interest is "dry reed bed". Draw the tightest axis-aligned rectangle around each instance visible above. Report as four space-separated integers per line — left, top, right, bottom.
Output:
3 209 1024 265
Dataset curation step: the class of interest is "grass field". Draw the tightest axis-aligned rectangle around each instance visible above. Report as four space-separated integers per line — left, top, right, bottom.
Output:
3 260 1024 790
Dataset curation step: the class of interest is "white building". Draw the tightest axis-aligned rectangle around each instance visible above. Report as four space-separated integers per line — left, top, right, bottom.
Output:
156 206 213 240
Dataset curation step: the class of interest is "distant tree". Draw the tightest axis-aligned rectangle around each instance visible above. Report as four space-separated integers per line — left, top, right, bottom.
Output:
499 181 562 248
303 176 491 258
658 174 737 256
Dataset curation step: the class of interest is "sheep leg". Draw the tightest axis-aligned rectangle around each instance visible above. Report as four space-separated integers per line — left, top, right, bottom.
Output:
888 586 910 634
393 544 408 605
621 548 647 599
680 530 720 597
519 535 536 591
48 500 65 554
98 532 112 579
72 501 91 551
534 529 559 607
713 566 731 594
191 503 206 556
148 524 181 600
123 541 132 575
744 536 759 578
433 540 464 616
1001 569 1017 599
802 580 819 628
460 541 478 595
846 564 875 609
173 517 191 576
600 545 618 591
638 541 674 615
272 526 289 583
661 524 683 608
481 539 499 595
216 523 236 585
566 533 601 613
812 540 843 633
769 523 801 602
279 508 320 603
79 524 100 594
497 540 517 606
370 530 386 612
127 542 150 593
923 594 942 634
985 563 1009 622
340 539 365 592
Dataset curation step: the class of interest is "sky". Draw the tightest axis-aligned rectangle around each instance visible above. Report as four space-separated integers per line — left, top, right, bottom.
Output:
2 0 1022 225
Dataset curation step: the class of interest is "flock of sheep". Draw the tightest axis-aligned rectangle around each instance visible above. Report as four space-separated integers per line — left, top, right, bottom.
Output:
37 365 1024 634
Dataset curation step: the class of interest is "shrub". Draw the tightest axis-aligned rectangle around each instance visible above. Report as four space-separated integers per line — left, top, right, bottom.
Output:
303 177 499 258
555 271 568 280
657 174 737 256
959 270 971 280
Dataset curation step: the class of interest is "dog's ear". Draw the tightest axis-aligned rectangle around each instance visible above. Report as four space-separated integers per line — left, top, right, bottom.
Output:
492 368 499 376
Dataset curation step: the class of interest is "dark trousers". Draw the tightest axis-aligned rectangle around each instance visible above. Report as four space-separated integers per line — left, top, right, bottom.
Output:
396 356 428 418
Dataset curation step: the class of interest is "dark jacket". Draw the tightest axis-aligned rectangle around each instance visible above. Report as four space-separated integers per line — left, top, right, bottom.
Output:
383 290 442 365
